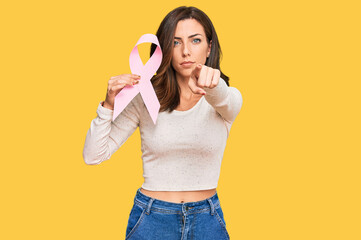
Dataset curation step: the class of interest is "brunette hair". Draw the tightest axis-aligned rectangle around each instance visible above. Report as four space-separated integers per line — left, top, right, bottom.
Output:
150 6 229 112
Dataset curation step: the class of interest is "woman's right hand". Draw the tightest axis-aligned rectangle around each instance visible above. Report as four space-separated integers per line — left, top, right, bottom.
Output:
103 74 141 110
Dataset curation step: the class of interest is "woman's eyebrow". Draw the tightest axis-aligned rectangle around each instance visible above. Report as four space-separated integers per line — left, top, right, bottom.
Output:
174 33 202 39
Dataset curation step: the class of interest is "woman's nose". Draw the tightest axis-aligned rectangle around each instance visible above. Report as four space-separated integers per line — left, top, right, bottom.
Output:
182 43 191 56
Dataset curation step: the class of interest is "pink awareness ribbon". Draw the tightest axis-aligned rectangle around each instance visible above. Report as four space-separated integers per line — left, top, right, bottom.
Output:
113 34 162 124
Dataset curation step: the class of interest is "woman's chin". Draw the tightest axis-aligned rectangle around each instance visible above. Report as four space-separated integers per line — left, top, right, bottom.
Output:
175 71 192 79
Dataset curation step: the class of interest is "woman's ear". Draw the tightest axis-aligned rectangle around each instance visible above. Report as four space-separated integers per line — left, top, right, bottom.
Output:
207 40 212 57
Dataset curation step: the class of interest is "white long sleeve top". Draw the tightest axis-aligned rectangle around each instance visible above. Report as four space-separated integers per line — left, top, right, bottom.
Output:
82 78 243 191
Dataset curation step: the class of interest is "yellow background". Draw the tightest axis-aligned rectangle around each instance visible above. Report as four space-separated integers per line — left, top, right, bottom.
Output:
1 0 360 239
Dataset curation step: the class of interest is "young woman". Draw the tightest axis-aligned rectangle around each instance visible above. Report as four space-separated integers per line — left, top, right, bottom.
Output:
83 6 243 240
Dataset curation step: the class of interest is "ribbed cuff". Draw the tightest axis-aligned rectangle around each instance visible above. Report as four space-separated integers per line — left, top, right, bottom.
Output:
96 101 114 120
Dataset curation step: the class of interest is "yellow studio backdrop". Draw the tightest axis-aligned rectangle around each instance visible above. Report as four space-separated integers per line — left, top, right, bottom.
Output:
1 0 360 239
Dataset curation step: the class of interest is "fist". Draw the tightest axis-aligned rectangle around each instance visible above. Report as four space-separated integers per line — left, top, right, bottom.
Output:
188 64 220 95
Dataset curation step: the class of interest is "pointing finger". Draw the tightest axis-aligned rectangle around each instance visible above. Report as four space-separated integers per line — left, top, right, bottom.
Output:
191 64 202 80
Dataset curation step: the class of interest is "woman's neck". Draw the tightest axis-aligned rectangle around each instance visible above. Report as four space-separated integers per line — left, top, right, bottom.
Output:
176 74 195 100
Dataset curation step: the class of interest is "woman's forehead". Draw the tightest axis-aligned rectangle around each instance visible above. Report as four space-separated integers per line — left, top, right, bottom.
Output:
174 19 205 36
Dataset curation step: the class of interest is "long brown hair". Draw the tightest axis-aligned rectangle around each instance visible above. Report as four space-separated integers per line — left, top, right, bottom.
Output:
150 6 229 112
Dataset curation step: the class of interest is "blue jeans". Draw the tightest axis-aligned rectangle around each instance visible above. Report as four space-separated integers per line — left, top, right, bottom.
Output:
125 188 230 240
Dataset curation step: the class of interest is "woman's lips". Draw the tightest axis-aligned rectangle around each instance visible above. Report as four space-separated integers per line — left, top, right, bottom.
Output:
181 62 195 68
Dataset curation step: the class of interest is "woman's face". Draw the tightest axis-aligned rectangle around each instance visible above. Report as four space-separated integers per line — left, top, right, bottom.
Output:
171 18 212 80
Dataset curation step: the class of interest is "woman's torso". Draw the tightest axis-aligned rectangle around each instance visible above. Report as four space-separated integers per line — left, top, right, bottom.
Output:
140 95 217 203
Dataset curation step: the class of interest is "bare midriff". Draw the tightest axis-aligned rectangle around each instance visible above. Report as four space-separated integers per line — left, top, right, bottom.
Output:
140 188 217 203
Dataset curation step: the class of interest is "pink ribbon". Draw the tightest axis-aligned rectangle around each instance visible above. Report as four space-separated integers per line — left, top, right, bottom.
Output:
113 34 162 124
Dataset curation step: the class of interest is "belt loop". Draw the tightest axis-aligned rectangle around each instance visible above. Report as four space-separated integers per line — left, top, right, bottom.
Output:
145 198 154 215
207 198 215 215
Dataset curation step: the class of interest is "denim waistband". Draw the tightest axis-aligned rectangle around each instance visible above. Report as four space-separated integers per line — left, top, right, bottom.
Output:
133 188 221 215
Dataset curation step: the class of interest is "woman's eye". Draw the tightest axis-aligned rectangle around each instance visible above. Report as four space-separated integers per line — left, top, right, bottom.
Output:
174 39 200 46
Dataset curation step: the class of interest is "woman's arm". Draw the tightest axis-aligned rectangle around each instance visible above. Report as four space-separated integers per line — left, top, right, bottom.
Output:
82 96 141 165
204 77 243 124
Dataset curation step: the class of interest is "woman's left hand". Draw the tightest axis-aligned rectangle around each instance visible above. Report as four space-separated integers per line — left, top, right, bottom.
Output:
188 64 220 95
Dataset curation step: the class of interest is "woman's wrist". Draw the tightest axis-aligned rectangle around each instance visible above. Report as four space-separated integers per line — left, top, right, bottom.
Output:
102 101 114 110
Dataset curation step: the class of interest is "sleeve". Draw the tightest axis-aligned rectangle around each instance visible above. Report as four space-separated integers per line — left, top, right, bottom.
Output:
204 77 243 124
82 95 142 165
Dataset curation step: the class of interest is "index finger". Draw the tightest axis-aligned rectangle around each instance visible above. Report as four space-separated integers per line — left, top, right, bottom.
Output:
130 74 141 78
191 64 202 80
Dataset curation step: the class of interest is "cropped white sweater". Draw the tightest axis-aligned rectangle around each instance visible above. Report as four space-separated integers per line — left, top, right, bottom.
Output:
82 78 243 191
